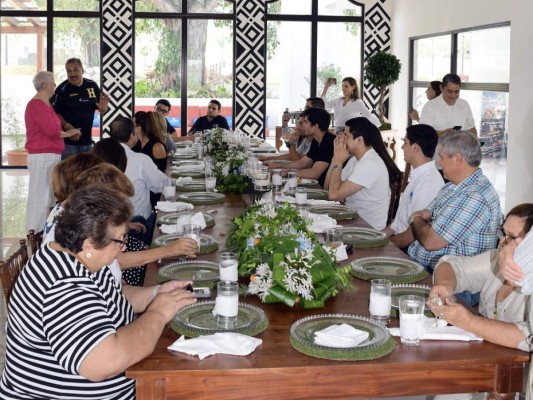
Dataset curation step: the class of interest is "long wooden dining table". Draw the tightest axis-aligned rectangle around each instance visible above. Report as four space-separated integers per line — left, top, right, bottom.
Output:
126 192 529 400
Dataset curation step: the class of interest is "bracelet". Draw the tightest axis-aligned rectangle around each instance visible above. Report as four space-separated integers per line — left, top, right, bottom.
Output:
150 285 161 302
330 164 341 171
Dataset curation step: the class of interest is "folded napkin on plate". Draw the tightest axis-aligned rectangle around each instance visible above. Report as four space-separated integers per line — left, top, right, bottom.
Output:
159 212 207 234
303 211 341 233
314 323 369 348
175 177 194 184
389 316 483 342
173 163 205 172
155 201 194 212
168 333 262 360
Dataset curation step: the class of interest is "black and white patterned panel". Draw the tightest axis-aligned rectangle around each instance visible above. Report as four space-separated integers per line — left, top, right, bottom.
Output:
363 0 392 120
101 0 133 136
234 0 268 138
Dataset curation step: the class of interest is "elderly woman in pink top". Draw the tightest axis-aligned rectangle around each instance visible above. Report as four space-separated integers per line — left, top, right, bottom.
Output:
25 71 80 232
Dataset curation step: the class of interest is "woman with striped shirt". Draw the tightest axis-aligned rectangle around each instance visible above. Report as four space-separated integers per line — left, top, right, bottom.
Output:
0 185 196 399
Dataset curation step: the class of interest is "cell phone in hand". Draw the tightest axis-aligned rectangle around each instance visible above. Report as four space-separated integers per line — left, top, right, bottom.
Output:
453 125 462 130
329 77 337 84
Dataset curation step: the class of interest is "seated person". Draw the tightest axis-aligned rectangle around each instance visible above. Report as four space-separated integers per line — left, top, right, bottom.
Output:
279 107 335 188
405 131 502 271
383 124 444 247
324 117 391 230
0 185 196 399
261 115 310 164
188 99 229 134
429 204 533 349
154 98 178 149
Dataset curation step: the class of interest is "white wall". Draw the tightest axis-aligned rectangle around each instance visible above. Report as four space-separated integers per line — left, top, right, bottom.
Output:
389 0 533 211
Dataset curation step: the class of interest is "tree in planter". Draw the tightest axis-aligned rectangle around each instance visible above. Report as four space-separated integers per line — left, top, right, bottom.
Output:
364 52 402 129
2 99 27 166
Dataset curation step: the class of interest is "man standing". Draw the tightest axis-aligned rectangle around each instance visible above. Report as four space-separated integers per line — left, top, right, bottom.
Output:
52 58 110 159
419 73 477 137
281 107 334 188
404 131 501 271
188 99 229 134
108 116 167 244
153 99 177 151
383 124 444 247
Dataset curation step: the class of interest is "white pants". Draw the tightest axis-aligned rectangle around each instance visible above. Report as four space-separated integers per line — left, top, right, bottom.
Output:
26 153 60 232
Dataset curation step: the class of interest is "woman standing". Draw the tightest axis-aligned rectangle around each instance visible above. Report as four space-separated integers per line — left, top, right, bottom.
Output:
321 77 380 129
25 71 80 232
409 80 442 122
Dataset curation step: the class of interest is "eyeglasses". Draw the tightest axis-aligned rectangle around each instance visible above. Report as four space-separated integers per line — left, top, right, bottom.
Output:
499 227 518 244
155 106 169 115
110 234 128 248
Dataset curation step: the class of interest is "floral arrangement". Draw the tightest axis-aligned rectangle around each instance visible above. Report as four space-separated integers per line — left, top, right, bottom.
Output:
228 200 351 309
201 128 249 194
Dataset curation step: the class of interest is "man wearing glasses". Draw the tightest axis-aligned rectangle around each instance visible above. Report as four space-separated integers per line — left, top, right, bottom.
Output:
188 99 229 134
154 99 177 152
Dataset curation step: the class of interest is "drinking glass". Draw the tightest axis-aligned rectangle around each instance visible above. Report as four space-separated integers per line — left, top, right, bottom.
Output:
182 224 201 248
254 171 271 191
195 143 204 160
175 212 192 233
287 170 297 191
295 187 307 205
324 228 342 249
271 168 283 190
163 178 176 202
219 252 238 281
205 171 217 192
399 295 425 346
215 280 239 328
369 279 392 324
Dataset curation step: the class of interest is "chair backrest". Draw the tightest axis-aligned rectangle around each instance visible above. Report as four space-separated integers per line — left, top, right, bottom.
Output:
0 239 29 306
27 229 43 255
387 171 404 226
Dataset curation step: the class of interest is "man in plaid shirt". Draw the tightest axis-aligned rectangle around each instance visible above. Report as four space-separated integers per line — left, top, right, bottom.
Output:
405 130 502 271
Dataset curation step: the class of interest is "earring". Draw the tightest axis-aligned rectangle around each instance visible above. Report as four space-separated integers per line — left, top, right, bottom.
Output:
85 252 92 259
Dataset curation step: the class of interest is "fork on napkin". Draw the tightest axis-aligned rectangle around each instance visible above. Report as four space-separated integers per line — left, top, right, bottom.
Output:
388 316 483 342
155 201 194 212
314 323 369 348
168 333 262 360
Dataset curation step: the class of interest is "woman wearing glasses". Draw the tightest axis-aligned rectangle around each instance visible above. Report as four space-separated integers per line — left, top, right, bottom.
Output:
429 203 533 350
0 185 196 399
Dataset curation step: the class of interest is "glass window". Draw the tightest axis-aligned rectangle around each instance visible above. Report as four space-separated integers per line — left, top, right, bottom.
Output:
317 21 362 102
318 0 362 17
1 17 47 166
2 0 44 11
268 0 311 15
188 0 231 13
187 19 234 131
53 0 99 12
457 26 510 83
413 35 451 81
136 0 181 13
265 21 311 128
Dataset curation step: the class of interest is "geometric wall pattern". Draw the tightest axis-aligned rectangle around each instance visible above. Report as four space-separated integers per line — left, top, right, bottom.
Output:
101 0 133 136
363 0 392 121
234 0 268 138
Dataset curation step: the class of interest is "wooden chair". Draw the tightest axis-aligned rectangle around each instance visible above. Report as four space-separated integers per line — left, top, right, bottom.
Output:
27 229 44 255
0 239 29 306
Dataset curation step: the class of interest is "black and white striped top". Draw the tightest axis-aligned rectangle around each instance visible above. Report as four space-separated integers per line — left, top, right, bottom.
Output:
0 243 135 399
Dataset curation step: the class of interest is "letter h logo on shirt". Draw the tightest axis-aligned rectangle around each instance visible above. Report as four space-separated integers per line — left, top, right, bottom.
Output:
86 88 96 98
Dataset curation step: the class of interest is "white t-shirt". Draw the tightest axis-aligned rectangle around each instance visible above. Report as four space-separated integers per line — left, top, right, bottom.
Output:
341 149 390 230
322 97 381 128
419 95 475 132
390 160 444 234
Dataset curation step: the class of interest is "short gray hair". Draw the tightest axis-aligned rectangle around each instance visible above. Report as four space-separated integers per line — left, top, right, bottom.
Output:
439 130 481 167
33 71 53 91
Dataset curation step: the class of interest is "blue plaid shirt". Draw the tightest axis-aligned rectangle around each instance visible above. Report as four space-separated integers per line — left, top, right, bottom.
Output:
408 169 502 270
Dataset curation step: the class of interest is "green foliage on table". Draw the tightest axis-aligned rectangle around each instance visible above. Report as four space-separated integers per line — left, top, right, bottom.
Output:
227 201 352 309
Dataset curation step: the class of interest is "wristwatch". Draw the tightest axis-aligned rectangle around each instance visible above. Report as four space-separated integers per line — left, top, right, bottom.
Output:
331 164 341 171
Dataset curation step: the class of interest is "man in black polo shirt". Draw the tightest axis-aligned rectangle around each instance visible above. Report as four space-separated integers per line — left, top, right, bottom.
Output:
52 58 109 159
280 107 334 188
188 99 230 134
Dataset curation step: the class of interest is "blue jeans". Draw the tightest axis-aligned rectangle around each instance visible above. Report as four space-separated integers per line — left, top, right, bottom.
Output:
61 143 93 160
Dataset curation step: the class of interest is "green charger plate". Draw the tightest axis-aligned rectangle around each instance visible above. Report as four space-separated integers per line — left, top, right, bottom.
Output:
391 284 431 310
338 227 389 248
153 233 219 254
176 192 225 205
289 313 395 361
170 170 205 179
170 301 269 337
307 205 359 221
176 180 208 192
156 260 219 287
285 188 329 200
157 212 215 228
350 256 428 284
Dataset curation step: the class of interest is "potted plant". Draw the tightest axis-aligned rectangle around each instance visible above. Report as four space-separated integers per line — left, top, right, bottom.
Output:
2 99 28 166
364 51 402 131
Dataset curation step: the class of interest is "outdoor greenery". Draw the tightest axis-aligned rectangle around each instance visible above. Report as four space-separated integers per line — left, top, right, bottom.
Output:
2 99 26 152
364 51 402 125
2 175 27 239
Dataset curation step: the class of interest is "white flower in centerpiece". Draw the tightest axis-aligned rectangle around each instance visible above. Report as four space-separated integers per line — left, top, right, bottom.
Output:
247 263 273 301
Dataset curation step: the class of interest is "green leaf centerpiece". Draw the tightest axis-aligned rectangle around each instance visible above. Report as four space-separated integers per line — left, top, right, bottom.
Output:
228 200 351 309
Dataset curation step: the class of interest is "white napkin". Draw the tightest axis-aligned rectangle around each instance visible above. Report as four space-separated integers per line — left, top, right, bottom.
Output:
389 316 483 342
304 211 341 233
168 333 262 360
160 212 206 234
155 201 194 212
275 194 340 207
314 323 369 348
173 163 205 172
